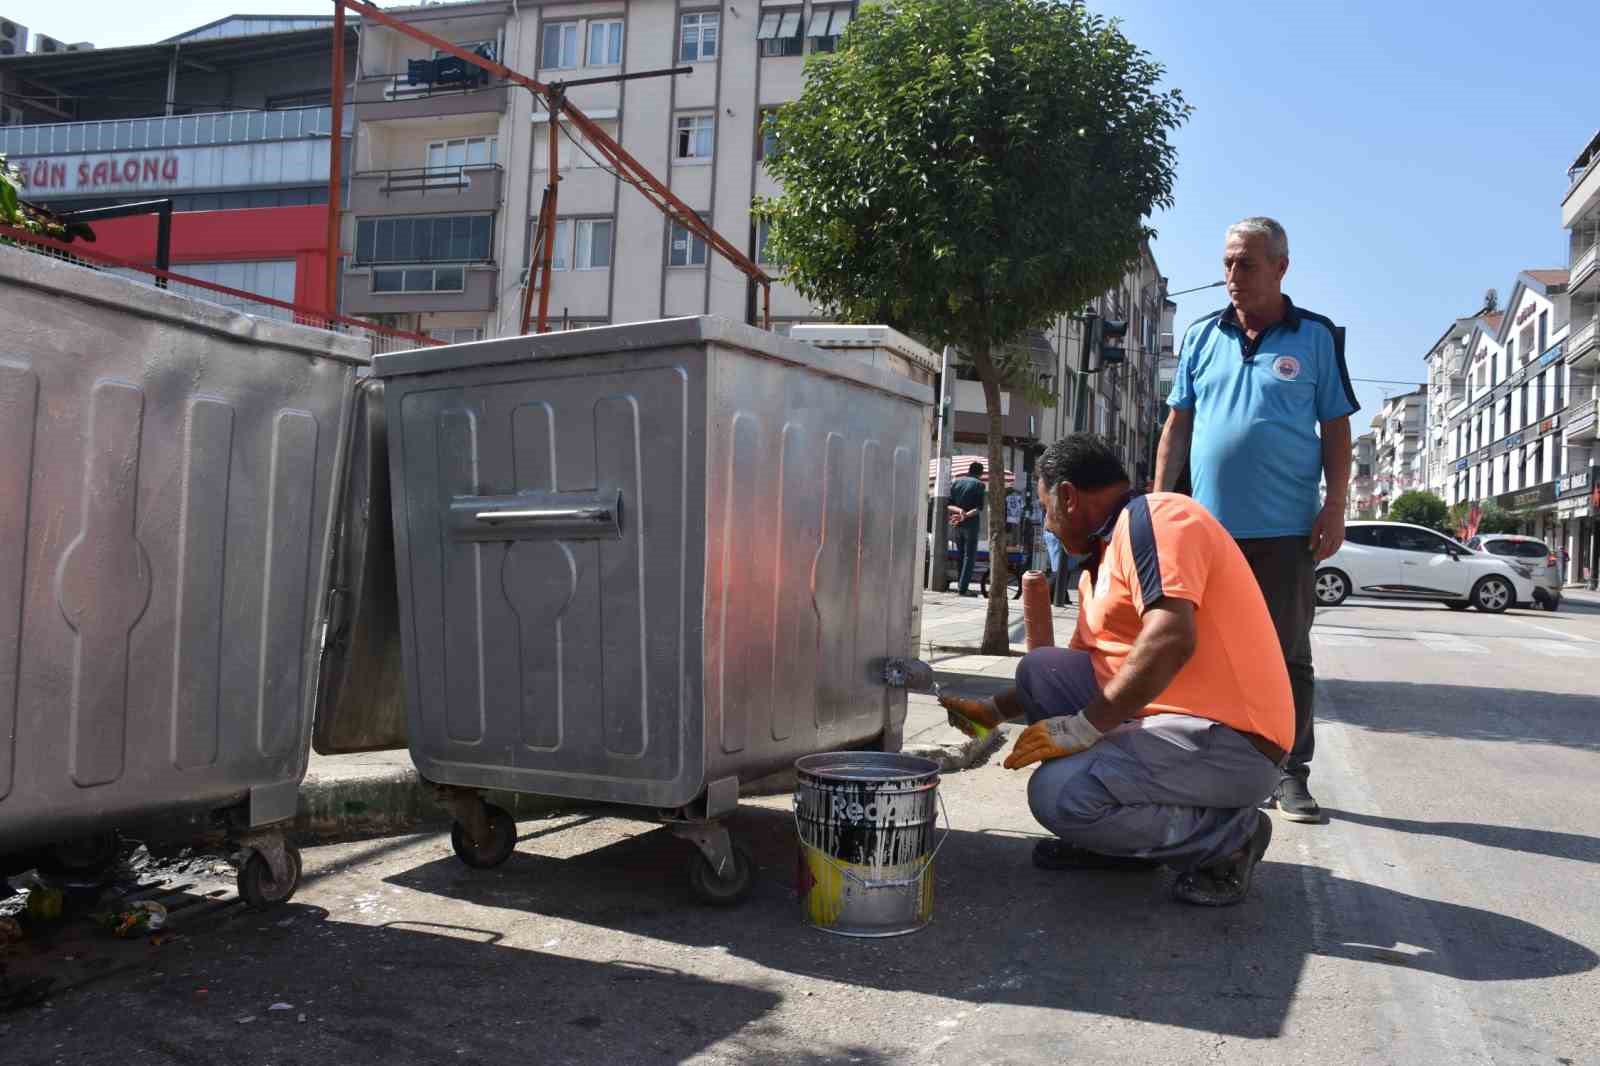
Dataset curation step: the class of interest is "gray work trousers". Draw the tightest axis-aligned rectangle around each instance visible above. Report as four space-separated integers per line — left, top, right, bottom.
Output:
1014 647 1282 871
1235 536 1316 783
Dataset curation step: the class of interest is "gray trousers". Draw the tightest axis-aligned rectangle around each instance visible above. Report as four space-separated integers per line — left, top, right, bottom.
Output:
1235 536 1316 782
1015 648 1282 871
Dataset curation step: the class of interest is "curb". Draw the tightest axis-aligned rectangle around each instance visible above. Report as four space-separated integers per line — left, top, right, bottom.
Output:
903 722 1008 773
290 766 576 842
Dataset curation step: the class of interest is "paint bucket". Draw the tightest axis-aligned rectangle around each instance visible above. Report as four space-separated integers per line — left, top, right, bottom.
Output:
793 751 946 938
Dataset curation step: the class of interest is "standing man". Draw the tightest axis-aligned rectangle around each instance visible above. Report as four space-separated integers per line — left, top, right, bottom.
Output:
950 461 988 597
1154 217 1358 824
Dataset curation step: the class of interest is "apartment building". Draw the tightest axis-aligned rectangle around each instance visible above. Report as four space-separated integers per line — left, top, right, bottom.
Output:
0 15 355 318
1559 128 1600 584
341 0 845 342
1348 430 1377 519
1372 388 1425 515
1443 272 1571 544
1420 312 1482 500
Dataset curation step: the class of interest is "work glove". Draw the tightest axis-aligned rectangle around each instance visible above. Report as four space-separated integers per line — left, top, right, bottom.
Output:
1003 714 1102 770
938 692 1002 739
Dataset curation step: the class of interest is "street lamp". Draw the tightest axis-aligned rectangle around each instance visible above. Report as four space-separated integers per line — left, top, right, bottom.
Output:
1167 280 1226 298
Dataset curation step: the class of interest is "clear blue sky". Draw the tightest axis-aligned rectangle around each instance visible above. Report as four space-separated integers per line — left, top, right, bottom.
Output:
1094 0 1596 422
14 0 1597 423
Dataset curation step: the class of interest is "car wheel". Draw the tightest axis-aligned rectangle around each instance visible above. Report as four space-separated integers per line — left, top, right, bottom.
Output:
1471 575 1513 614
1444 599 1471 611
1314 569 1349 606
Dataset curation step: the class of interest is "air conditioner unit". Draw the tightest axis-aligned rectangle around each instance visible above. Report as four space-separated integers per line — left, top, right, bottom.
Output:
0 17 27 55
31 32 66 53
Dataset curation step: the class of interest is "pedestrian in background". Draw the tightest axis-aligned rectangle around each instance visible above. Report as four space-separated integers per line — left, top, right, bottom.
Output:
1154 217 1358 824
949 461 988 597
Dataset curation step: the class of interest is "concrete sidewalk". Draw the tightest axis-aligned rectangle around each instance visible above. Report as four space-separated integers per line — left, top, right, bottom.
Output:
294 589 1049 838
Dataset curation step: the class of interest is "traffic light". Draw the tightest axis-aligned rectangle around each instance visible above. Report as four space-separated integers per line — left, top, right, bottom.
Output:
1099 318 1129 366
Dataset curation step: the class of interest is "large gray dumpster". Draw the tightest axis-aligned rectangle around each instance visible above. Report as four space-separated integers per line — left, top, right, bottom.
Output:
367 317 932 901
0 247 367 903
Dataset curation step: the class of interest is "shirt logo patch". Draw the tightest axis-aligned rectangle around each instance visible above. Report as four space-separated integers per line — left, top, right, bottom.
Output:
1270 355 1302 382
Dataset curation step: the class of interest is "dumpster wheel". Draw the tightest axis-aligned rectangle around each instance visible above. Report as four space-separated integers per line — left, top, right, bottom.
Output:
238 845 303 908
688 842 754 906
451 803 517 869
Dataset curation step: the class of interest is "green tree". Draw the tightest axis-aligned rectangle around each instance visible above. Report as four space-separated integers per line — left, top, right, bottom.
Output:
1447 500 1522 537
759 0 1188 653
1387 490 1450 533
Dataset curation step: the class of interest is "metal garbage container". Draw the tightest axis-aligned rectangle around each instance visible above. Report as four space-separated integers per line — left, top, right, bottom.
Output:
368 317 933 902
0 247 368 905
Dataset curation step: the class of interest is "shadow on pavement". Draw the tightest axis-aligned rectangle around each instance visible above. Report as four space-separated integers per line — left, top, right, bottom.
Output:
382 805 1597 1041
0 900 847 1066
1321 678 1600 752
1323 808 1600 865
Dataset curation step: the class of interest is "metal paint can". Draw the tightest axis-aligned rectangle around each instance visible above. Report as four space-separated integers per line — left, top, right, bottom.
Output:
793 751 945 937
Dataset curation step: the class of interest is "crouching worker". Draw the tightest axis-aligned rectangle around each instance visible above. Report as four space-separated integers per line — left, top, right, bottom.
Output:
941 434 1292 906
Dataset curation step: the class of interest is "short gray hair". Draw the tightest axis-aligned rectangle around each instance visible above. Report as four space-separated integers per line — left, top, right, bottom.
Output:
1226 217 1289 261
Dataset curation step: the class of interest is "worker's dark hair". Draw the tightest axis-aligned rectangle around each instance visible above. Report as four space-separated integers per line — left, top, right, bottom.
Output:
967 461 984 478
1037 434 1128 492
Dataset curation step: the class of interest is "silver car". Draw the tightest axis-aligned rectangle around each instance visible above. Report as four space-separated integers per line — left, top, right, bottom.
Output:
1468 534 1563 611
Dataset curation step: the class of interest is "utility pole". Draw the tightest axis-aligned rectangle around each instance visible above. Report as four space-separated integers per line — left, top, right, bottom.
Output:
929 345 955 591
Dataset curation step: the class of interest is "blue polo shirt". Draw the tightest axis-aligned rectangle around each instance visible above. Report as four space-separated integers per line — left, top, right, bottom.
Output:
1168 296 1359 538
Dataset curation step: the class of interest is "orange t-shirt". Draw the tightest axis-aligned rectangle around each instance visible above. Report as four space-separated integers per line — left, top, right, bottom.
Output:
1071 492 1294 751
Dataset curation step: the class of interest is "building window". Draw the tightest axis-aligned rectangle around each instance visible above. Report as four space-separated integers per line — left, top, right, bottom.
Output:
674 113 714 161
542 21 580 69
428 327 484 344
807 4 853 51
679 12 719 62
1554 366 1564 410
371 266 466 294
1506 337 1516 370
355 215 493 264
1521 382 1531 428
757 108 781 161
1538 311 1548 354
756 216 776 265
426 136 497 170
668 219 708 267
574 219 613 270
756 9 804 57
586 19 623 66
523 218 571 271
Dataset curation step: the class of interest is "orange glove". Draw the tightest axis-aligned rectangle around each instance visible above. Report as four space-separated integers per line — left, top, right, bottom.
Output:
938 692 1003 739
1003 714 1102 769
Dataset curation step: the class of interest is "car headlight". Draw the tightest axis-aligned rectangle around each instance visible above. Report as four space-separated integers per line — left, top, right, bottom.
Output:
1509 562 1533 579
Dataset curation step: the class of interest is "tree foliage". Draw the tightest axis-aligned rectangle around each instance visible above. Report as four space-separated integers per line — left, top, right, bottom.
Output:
1387 490 1450 533
758 0 1188 651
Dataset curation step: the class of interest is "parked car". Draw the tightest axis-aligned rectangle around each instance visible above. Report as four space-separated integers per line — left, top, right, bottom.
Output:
1467 533 1562 611
1314 521 1537 612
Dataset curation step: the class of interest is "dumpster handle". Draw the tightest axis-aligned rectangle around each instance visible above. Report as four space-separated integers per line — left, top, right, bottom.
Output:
449 489 623 542
792 790 950 891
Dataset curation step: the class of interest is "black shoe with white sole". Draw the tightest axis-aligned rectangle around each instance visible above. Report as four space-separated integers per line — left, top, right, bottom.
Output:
1274 776 1322 823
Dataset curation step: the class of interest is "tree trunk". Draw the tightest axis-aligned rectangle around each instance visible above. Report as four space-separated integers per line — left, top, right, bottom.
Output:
976 354 1010 656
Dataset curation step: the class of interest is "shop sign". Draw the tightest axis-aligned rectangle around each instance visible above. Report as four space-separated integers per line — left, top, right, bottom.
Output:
1517 303 1538 325
1558 466 1596 498
1558 497 1590 520
1539 415 1560 436
1495 481 1557 512
19 153 181 193
1538 342 1564 367
1454 456 1469 472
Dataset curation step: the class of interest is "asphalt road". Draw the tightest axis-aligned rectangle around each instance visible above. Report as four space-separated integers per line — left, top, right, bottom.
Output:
4 598 1598 1065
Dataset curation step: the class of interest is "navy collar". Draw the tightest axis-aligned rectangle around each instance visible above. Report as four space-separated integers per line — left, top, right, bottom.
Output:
1219 294 1301 332
1083 489 1141 583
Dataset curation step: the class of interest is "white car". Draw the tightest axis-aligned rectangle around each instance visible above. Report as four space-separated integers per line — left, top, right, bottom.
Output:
1467 533 1562 611
1315 521 1537 613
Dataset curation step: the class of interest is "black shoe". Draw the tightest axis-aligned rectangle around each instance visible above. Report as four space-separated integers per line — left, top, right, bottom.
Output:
1274 776 1322 823
1032 838 1161 872
1171 813 1273 907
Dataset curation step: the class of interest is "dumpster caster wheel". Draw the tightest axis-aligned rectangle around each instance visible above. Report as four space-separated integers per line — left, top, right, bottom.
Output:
688 842 754 906
238 845 302 908
451 804 516 869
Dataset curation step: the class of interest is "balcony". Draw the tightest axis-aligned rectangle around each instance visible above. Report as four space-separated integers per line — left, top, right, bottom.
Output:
1567 397 1599 443
343 264 498 314
353 74 509 122
1568 318 1599 368
350 165 503 216
1573 241 1600 294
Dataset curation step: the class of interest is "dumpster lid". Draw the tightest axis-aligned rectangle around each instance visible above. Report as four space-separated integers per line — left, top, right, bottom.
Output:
787 324 940 376
371 316 933 406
